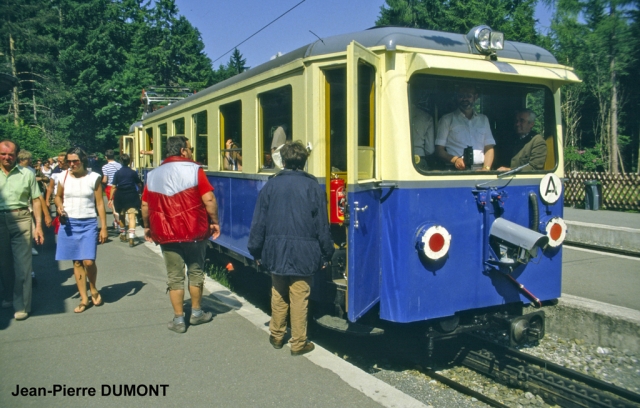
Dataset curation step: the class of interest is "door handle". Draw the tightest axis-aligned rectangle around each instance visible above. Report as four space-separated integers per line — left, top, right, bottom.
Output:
353 201 368 229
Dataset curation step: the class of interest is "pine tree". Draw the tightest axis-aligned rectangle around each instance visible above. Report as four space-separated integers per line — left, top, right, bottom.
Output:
0 0 66 150
376 0 541 44
229 48 248 75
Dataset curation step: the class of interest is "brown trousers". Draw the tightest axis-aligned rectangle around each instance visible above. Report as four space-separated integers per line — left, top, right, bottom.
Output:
269 274 312 352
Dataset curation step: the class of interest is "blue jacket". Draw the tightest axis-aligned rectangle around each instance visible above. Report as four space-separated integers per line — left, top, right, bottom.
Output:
248 170 334 276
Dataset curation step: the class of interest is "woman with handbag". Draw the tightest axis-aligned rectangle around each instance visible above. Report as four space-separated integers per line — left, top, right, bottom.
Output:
54 147 108 313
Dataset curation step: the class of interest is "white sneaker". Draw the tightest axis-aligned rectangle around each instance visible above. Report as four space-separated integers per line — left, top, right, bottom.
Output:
14 311 28 320
31 248 38 255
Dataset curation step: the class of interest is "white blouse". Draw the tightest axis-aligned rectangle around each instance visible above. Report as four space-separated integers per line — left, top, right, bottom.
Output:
61 171 101 219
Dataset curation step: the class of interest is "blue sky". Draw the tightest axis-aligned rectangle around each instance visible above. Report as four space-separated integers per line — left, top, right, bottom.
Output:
173 0 554 69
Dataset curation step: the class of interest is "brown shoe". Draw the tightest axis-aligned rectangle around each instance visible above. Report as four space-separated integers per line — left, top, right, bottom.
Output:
291 342 315 356
269 335 283 349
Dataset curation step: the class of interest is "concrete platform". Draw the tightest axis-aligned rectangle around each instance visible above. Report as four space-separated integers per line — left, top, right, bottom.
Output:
544 294 640 354
0 227 425 408
564 207 640 255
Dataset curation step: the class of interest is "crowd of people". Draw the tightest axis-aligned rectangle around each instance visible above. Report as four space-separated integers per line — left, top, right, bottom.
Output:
1 137 331 357
0 143 145 318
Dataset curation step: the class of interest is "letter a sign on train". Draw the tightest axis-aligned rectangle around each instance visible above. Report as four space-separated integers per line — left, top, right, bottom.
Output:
540 173 562 204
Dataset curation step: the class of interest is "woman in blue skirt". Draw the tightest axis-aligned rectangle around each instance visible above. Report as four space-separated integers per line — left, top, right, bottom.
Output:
55 147 108 313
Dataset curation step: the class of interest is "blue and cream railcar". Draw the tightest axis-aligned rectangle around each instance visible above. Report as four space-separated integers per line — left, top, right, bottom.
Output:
140 26 579 344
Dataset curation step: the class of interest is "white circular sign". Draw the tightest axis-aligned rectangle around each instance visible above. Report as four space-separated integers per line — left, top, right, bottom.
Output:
545 217 567 247
539 173 562 204
420 225 451 260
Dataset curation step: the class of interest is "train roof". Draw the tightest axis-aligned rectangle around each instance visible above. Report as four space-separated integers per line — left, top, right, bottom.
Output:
144 26 559 121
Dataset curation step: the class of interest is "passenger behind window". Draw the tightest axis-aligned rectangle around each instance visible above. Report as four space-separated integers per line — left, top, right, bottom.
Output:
435 85 495 171
223 138 242 171
497 109 547 172
262 152 274 169
271 125 287 169
410 90 435 171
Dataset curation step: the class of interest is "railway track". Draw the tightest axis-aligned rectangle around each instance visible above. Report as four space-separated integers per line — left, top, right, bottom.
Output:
420 367 511 408
419 333 640 408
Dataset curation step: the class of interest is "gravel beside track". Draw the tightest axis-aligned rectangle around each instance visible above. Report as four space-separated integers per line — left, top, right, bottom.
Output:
359 332 640 408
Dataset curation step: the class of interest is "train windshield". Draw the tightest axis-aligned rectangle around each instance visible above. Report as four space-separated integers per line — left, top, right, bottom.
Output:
409 75 556 174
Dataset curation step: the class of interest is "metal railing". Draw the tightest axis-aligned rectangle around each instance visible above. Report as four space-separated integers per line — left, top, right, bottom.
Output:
564 171 640 211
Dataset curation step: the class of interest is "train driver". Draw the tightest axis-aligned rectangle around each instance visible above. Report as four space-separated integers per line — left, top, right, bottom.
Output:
497 109 547 172
435 85 495 171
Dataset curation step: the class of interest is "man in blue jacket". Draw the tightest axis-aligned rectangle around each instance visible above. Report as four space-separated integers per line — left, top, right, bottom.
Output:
248 141 334 356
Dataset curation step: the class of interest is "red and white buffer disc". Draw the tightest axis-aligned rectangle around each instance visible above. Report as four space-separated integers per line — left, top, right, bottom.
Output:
419 225 451 260
544 217 567 247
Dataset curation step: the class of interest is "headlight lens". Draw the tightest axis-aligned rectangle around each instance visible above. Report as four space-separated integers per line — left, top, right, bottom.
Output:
490 32 504 50
477 28 491 50
469 26 504 54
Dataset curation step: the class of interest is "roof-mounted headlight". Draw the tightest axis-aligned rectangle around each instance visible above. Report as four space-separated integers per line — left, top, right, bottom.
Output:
468 26 504 55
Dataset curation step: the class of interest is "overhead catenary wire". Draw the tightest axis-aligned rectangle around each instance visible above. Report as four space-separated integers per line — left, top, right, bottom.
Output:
212 0 307 64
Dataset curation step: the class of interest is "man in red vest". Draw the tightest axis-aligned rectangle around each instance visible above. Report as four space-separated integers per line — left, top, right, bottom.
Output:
141 136 220 333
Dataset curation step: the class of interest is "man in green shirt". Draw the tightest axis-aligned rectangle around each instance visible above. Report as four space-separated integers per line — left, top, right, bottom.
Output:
0 139 44 321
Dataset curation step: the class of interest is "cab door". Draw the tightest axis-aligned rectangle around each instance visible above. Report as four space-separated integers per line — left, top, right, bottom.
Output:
346 41 381 322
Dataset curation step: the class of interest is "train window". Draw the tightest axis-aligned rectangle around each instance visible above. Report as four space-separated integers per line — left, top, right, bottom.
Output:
325 69 347 173
357 62 375 180
259 86 292 170
173 118 185 136
408 76 556 174
220 101 242 171
144 128 153 167
193 111 208 166
158 123 167 160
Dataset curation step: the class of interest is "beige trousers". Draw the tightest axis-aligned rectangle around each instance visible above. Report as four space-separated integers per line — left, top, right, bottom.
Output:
269 275 312 352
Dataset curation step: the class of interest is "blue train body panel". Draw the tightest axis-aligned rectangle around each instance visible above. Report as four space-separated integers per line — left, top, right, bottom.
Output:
194 172 562 325
347 188 382 321
348 182 563 323
207 174 266 258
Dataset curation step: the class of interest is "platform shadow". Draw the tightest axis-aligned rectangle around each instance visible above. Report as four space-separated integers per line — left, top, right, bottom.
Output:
98 281 146 304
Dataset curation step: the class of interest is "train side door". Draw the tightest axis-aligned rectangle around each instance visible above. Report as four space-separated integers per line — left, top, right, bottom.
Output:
346 41 381 322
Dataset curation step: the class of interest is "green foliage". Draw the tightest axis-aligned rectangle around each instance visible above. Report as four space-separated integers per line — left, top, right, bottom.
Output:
205 262 232 290
1 0 216 153
549 0 637 173
228 49 248 76
209 49 250 86
565 144 606 171
377 0 542 44
0 120 63 159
